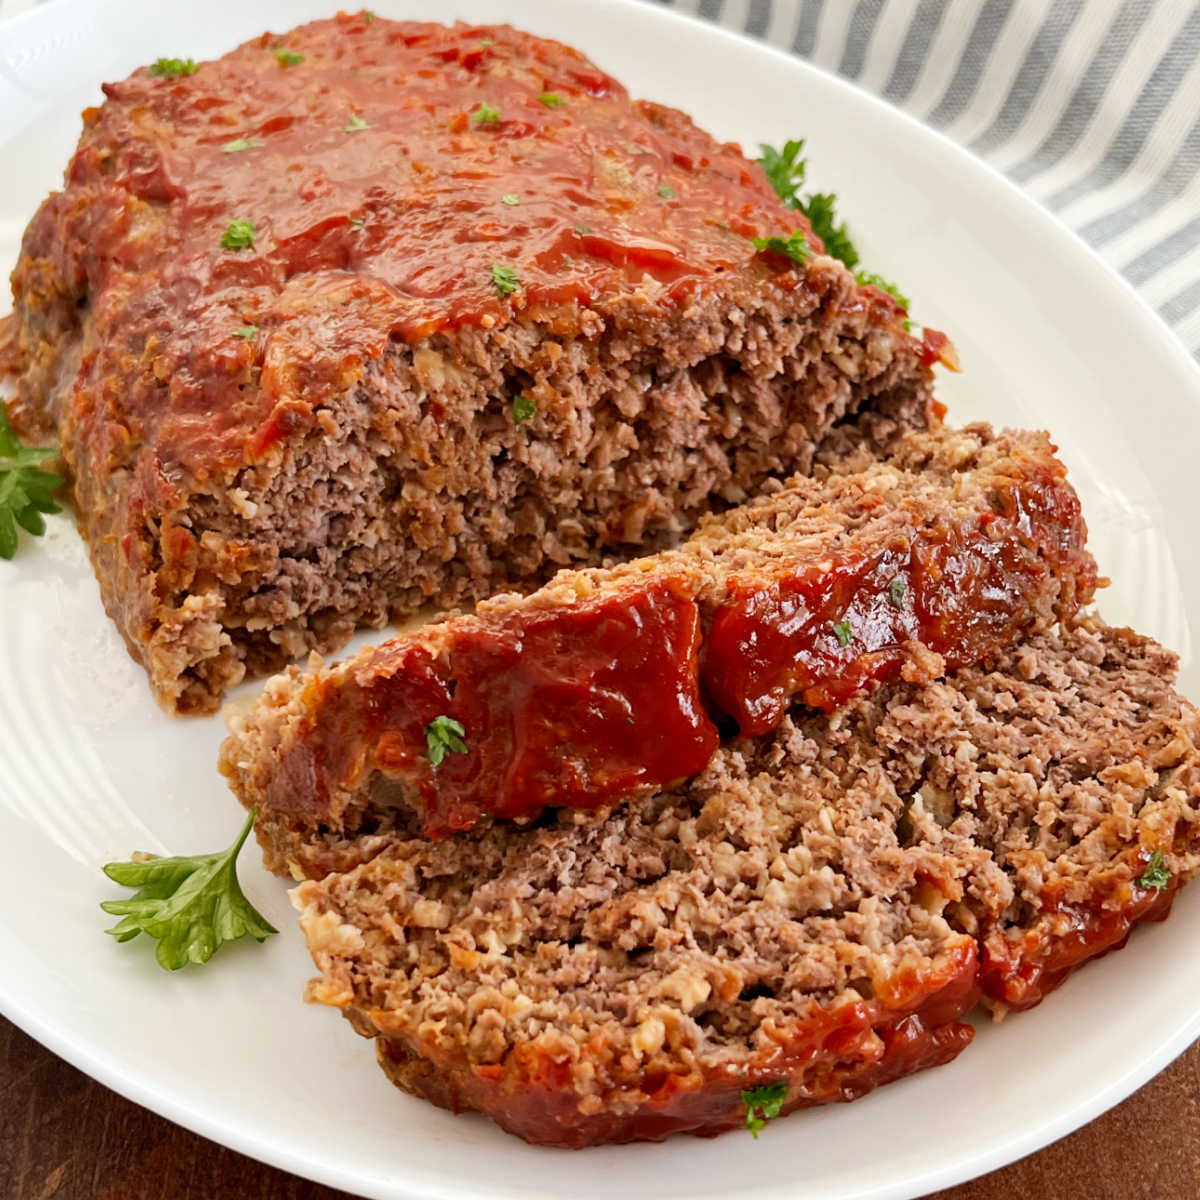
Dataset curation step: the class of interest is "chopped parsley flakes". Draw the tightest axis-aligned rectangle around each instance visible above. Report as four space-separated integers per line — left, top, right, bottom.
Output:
501 193 521 206
491 264 520 298
657 184 677 199
344 113 371 133
222 137 260 154
232 325 258 340
274 50 304 67
538 92 565 108
890 577 907 607
751 230 810 266
348 214 367 229
220 219 256 251
472 102 502 126
1138 850 1171 891
512 395 536 424
149 57 197 78
742 1082 788 1138
831 619 852 647
426 716 467 768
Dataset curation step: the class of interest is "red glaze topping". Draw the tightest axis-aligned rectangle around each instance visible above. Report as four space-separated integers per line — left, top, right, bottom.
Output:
27 13 914 480
702 455 1096 734
979 855 1178 1012
273 578 717 837
372 939 979 1146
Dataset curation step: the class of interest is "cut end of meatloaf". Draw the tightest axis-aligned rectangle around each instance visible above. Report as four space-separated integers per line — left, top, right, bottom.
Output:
4 15 945 714
221 422 1097 867
290 621 1200 1146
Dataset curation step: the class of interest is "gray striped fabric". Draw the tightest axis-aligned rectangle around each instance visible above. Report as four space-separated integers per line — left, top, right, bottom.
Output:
2 0 1197 359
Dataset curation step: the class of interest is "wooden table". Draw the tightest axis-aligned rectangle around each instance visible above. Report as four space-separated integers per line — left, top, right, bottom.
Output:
1 1018 1196 1199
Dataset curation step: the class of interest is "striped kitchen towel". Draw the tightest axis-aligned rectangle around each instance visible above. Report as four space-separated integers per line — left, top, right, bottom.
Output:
2 0 1197 360
644 0 1200 362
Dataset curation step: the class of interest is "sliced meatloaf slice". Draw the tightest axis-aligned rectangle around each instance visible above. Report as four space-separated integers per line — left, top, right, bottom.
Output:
222 423 1096 867
291 622 1200 1147
0 14 948 714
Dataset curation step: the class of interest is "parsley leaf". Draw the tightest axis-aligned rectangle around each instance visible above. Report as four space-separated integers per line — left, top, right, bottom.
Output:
274 50 305 67
222 137 260 154
658 184 677 199
344 113 371 133
100 809 276 971
1138 850 1171 891
757 139 807 209
574 224 591 235
149 57 197 78
426 716 467 768
831 619 852 647
856 270 912 313
472 103 502 126
742 1082 788 1138
348 214 367 229
501 193 521 206
798 192 859 271
538 92 565 108
364 9 375 22
751 230 810 265
889 577 907 607
512 395 536 424
232 325 258 340
220 219 256 251
0 407 61 560
491 264 521 298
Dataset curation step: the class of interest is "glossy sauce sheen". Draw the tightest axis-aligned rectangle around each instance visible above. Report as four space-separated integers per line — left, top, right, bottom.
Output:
29 12 880 479
371 941 980 1146
703 456 1094 734
276 580 717 837
284 448 1093 835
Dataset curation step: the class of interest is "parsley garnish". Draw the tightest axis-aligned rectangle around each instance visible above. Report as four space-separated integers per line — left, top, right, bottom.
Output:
491 264 520 298
0 408 61 560
889 578 907 607
831 619 852 647
797 192 858 271
149 57 197 78
426 716 467 768
658 184 677 199
574 224 591 235
222 137 260 154
348 214 366 229
856 271 911 313
232 325 258 340
344 113 371 133
1138 850 1171 891
364 9 375 22
538 92 565 108
100 809 276 971
501 193 521 206
274 50 304 67
758 139 807 208
512 395 536 424
220 219 256 251
751 231 810 265
472 102 502 126
742 1082 788 1138
479 38 493 48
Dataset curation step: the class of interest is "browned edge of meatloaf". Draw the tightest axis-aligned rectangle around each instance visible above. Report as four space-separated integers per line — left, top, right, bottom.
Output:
7 250 935 714
290 620 1200 1146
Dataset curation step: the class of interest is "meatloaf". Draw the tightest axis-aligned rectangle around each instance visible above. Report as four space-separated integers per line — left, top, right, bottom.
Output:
221 422 1096 868
292 621 1200 1146
0 13 948 714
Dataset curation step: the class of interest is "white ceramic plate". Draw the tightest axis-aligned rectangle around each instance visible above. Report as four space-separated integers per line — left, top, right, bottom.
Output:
2 2 1199 1197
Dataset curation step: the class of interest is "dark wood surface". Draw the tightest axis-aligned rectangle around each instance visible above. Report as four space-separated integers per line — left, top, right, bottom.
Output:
2 1018 1196 1199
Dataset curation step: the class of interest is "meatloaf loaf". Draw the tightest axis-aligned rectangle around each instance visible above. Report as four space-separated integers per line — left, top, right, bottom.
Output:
292 621 1200 1146
0 13 948 714
222 422 1096 868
